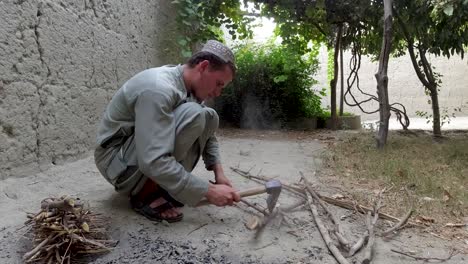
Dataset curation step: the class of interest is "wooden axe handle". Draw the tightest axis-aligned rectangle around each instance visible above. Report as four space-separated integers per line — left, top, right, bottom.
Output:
197 185 267 207
238 185 267 197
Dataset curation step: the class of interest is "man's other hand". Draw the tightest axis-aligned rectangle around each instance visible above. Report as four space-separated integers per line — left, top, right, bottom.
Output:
214 174 232 187
211 163 233 187
205 183 240 206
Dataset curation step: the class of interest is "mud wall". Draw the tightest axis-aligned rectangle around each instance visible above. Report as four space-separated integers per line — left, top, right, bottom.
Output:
316 46 468 121
0 0 181 179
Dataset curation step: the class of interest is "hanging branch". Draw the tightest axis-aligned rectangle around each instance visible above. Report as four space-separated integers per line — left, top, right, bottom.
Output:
344 39 410 130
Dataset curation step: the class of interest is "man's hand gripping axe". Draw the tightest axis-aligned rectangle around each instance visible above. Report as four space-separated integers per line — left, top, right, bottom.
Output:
197 179 282 212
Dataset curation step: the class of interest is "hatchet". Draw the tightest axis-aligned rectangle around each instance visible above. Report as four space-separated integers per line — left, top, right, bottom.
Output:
197 179 282 212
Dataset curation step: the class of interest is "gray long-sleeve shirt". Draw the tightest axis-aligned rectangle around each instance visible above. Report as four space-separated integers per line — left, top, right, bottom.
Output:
96 65 220 205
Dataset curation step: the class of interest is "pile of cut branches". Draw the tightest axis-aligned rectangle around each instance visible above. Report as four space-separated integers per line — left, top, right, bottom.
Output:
23 196 117 263
230 167 460 264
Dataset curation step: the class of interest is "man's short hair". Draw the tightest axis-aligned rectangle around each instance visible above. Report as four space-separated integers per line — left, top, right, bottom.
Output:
187 51 236 76
187 40 236 76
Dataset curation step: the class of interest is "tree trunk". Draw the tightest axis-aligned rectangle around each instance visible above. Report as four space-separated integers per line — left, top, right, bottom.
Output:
395 11 442 138
339 25 344 116
375 0 393 149
429 86 442 137
419 50 443 138
330 25 343 130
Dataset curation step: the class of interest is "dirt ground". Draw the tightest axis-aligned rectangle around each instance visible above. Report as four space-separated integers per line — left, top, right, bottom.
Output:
0 129 466 263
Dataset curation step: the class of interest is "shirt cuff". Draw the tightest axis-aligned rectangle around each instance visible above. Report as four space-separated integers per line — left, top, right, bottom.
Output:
172 174 209 207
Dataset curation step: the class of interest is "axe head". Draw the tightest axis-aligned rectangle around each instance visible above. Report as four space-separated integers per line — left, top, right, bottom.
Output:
265 179 282 212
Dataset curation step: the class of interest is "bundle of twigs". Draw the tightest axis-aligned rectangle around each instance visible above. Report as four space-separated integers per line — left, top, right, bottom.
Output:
23 196 116 263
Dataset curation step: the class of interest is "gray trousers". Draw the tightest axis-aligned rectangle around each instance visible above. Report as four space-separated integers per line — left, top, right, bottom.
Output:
94 102 219 196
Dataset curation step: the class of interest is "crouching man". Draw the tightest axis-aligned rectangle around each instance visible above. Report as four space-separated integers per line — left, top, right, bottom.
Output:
94 40 240 222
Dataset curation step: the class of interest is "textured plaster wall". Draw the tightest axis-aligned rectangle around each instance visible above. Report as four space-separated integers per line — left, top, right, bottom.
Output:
316 46 468 121
0 0 181 179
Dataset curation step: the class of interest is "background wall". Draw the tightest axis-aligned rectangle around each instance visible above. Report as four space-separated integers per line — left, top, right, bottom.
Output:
316 46 468 121
0 0 181 179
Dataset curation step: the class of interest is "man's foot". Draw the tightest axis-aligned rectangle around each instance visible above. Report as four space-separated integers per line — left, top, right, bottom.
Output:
149 197 182 219
131 195 183 223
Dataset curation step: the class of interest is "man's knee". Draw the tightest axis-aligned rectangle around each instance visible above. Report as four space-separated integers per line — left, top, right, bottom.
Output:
174 103 219 134
202 107 219 133
175 102 203 117
174 103 205 133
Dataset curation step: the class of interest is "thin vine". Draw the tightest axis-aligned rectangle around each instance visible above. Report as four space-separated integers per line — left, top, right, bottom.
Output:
344 40 410 129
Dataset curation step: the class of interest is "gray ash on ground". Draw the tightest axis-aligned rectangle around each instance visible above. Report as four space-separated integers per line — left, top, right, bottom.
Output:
89 231 261 264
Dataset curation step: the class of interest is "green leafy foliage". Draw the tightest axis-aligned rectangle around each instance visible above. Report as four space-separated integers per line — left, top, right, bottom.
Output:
214 42 323 128
172 0 254 57
416 105 464 127
395 0 468 59
171 0 467 135
393 0 468 135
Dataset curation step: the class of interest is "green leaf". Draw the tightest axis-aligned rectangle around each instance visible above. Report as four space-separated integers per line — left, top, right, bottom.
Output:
443 4 454 16
185 7 195 15
178 39 188 46
273 75 288 83
182 50 192 58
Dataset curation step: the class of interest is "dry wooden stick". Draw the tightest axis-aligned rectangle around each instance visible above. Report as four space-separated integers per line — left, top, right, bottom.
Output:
44 250 54 264
281 199 306 212
69 233 109 250
240 199 268 215
238 199 295 230
24 233 59 261
277 200 307 228
361 212 376 264
41 197 81 211
231 167 421 227
301 175 350 249
230 167 306 197
60 239 72 264
187 223 209 236
55 248 62 263
254 209 280 239
381 187 414 236
33 211 57 222
246 200 301 234
445 223 466 228
348 233 369 257
318 195 421 227
361 188 385 264
305 192 350 264
381 209 413 236
391 249 458 262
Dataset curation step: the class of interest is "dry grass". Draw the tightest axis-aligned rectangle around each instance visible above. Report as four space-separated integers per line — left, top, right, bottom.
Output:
323 130 467 241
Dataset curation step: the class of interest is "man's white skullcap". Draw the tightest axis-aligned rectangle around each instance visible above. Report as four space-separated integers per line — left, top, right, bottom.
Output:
201 40 236 67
